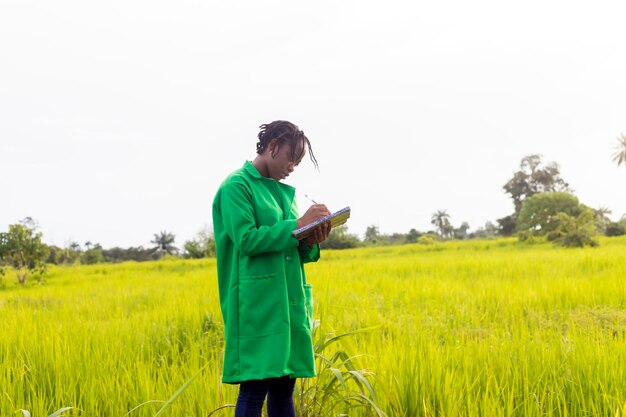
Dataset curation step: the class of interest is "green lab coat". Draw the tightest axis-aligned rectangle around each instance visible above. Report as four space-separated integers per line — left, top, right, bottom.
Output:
212 161 319 384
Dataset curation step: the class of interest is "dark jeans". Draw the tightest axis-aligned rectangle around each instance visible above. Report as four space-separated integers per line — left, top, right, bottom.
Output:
234 376 296 417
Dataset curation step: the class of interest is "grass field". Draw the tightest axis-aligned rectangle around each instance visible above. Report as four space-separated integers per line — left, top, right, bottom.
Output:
2 236 626 416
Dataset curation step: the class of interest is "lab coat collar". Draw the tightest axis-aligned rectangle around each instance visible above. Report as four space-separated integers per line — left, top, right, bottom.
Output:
243 161 295 192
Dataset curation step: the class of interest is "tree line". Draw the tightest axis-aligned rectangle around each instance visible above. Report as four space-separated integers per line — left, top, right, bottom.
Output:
323 144 626 249
2 138 626 286
0 224 217 286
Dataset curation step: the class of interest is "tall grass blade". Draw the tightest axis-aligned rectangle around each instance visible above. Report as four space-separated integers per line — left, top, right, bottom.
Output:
153 363 209 417
47 407 74 417
123 400 165 416
206 404 235 416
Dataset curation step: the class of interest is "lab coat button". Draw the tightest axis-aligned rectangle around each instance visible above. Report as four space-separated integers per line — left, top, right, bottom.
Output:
285 256 292 261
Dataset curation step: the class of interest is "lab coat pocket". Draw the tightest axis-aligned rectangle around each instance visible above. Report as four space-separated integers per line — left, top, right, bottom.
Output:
239 273 285 338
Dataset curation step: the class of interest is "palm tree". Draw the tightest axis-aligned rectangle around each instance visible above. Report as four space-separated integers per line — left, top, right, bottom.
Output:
613 134 626 167
431 210 452 238
151 231 178 256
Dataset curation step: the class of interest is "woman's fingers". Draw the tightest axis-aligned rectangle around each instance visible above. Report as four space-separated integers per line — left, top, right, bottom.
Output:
306 222 332 244
298 204 331 229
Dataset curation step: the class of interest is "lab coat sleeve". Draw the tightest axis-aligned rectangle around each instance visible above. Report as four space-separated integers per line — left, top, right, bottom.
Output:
298 242 320 264
219 181 300 257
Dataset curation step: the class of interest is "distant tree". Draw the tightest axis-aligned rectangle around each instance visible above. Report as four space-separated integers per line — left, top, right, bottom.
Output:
183 240 207 259
81 242 105 264
496 215 517 236
151 231 178 256
605 222 626 237
50 246 81 264
453 222 470 240
0 219 49 285
431 210 453 238
406 228 421 244
612 133 626 166
364 225 380 243
45 245 61 264
320 226 361 250
517 192 583 236
593 207 612 234
503 154 571 215
84 241 92 251
484 221 498 234
183 226 216 259
388 233 406 245
472 221 498 239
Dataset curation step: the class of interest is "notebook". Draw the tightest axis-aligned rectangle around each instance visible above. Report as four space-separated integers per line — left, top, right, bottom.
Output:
292 206 351 240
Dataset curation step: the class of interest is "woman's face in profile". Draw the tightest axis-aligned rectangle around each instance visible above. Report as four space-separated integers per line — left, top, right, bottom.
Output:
268 139 305 182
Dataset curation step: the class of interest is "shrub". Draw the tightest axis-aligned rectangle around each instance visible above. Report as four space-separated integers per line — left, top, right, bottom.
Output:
295 320 386 417
418 235 436 245
550 210 599 248
605 222 626 237
320 226 361 250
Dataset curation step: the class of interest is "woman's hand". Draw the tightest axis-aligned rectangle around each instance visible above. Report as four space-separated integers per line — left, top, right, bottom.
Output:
304 221 332 245
297 204 331 229
297 204 332 245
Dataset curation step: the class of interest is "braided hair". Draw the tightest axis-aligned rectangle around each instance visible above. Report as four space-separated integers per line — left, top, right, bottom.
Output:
256 120 319 170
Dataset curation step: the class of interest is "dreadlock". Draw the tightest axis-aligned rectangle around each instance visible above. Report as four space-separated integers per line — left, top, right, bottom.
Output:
256 120 319 170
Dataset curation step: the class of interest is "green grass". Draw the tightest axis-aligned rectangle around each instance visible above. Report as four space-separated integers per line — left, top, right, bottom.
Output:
2 236 626 416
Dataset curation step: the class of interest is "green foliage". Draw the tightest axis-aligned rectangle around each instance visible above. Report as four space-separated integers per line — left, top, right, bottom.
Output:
517 192 582 235
0 219 49 285
296 320 386 417
385 233 408 245
364 225 380 243
453 221 470 240
182 227 216 259
496 214 517 236
503 154 571 215
150 363 211 416
418 234 437 245
405 228 421 243
80 248 105 265
605 221 626 237
320 226 361 250
46 246 80 265
48 244 158 264
548 209 599 248
183 240 208 259
472 221 498 239
592 207 613 234
102 246 159 262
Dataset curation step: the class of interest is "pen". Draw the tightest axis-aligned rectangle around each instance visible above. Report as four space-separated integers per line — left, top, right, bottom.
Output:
305 194 318 204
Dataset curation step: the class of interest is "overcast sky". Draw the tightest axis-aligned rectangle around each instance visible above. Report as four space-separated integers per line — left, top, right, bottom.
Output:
1 0 625 249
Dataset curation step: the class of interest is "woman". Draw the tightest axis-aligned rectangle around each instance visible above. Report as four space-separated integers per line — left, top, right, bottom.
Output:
212 120 332 416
